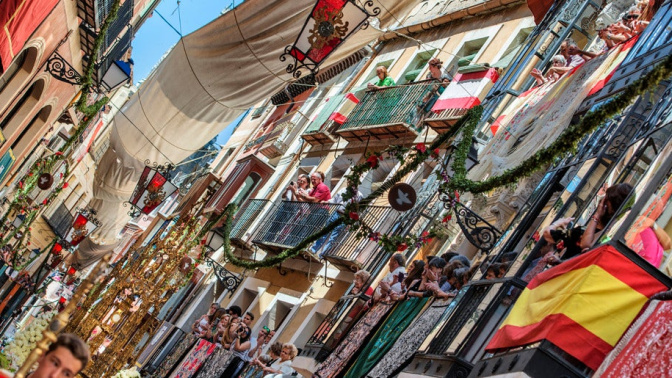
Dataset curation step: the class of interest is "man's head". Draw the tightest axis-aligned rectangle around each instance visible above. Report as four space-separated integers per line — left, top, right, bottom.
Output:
559 39 578 59
257 325 269 339
228 305 242 319
243 311 254 326
310 172 323 187
32 334 90 378
388 253 406 271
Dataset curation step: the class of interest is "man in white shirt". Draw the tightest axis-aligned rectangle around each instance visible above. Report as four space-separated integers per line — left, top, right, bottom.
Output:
375 253 407 300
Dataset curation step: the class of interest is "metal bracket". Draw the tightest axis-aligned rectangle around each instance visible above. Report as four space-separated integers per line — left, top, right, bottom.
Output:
441 197 502 253
204 257 242 297
45 52 82 85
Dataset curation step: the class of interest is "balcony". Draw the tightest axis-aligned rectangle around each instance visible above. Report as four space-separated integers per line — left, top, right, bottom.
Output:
403 279 525 377
424 68 499 133
251 201 339 261
302 93 359 146
230 199 273 250
319 206 401 272
301 291 372 361
246 112 301 159
43 203 74 239
335 82 437 141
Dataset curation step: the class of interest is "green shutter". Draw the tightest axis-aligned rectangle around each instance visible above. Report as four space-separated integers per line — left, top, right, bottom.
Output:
303 94 347 134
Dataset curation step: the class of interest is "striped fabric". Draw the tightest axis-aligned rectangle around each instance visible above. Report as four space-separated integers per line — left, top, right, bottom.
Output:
431 68 499 114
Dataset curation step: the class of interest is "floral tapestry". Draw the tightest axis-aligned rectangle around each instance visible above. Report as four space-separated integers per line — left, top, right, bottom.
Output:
192 346 234 378
152 333 197 378
169 338 218 378
314 301 393 378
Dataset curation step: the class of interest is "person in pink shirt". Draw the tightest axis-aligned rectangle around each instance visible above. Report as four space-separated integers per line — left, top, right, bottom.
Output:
297 171 331 202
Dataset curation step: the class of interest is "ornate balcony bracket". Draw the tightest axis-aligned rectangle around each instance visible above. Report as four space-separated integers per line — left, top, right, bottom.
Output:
204 257 242 297
441 196 502 252
45 52 83 86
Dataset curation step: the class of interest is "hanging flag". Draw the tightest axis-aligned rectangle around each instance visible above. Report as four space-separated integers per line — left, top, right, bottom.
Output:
329 92 359 124
486 245 669 370
431 68 499 114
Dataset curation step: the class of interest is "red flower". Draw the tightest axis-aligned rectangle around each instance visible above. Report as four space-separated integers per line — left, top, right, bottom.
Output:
349 212 359 221
18 182 23 189
422 231 430 238
28 173 33 177
200 239 206 245
397 242 408 252
62 182 68 189
42 199 48 205
431 148 440 158
55 152 63 156
556 240 565 250
366 155 379 168
415 143 427 153
454 190 460 202
442 214 452 223
532 231 540 242
27 242 30 245
369 232 380 241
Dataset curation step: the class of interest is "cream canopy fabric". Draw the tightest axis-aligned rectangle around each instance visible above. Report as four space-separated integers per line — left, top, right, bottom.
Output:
74 0 418 266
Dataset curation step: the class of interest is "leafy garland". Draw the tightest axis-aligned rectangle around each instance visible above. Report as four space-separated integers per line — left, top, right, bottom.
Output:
446 53 672 194
222 107 482 269
0 0 122 264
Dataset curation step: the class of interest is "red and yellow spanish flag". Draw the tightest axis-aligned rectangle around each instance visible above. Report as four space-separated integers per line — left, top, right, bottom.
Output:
486 245 669 370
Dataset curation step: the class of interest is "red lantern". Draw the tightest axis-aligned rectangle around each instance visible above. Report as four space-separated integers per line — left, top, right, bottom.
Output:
281 0 374 78
128 166 177 215
52 243 63 255
64 210 99 247
59 296 67 304
67 266 76 275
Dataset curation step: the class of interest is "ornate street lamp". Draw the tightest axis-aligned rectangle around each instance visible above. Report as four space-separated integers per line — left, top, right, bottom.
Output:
128 164 177 217
205 226 226 252
64 209 100 247
99 60 132 92
280 0 379 78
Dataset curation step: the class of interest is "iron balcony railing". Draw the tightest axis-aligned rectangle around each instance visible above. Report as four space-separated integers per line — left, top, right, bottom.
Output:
230 199 272 248
245 112 301 153
320 206 401 272
301 291 372 361
252 201 340 253
337 81 436 134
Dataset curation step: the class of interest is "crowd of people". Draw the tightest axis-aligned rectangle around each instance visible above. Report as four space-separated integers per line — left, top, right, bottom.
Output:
191 303 297 377
532 0 656 86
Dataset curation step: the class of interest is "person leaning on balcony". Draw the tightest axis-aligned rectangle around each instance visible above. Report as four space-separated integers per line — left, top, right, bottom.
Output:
261 343 298 377
530 55 567 86
367 65 396 90
285 174 310 201
402 257 450 300
543 39 592 78
375 253 407 300
296 172 331 203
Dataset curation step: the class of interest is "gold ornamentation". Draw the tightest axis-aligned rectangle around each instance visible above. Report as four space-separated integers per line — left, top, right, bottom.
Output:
308 6 349 50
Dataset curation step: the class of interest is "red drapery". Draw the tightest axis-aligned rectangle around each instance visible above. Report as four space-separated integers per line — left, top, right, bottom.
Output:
0 0 59 71
527 0 554 24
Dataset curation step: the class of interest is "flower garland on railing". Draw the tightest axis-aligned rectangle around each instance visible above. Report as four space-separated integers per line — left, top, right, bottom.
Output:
222 47 672 269
222 107 480 269
446 53 672 194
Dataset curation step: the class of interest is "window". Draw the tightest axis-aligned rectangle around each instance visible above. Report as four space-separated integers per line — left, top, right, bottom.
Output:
0 49 27 93
447 37 488 75
230 172 262 207
397 49 437 84
493 27 535 70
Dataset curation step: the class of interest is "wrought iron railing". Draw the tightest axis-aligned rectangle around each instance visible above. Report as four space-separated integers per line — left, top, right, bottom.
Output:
252 202 340 252
321 206 401 271
337 81 435 131
302 291 372 361
245 112 300 152
230 199 272 246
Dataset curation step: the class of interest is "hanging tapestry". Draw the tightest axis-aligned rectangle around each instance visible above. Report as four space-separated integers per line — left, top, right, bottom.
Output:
344 296 430 378
152 333 198 378
169 338 218 378
367 298 456 377
136 321 175 368
192 346 234 378
594 300 672 377
314 301 393 378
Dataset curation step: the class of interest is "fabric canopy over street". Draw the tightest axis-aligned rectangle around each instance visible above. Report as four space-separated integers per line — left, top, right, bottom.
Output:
74 0 419 267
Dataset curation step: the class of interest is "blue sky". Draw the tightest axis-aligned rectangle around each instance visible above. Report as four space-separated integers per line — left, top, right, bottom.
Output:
131 0 245 146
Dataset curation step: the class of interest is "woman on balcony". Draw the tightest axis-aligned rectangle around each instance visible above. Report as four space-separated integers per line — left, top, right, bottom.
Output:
285 174 310 201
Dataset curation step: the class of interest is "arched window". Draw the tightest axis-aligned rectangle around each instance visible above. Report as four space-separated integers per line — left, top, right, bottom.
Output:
0 46 39 115
10 105 51 158
0 78 45 141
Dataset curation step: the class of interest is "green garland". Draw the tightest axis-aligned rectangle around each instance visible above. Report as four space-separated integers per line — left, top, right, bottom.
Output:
446 53 672 194
223 107 481 269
